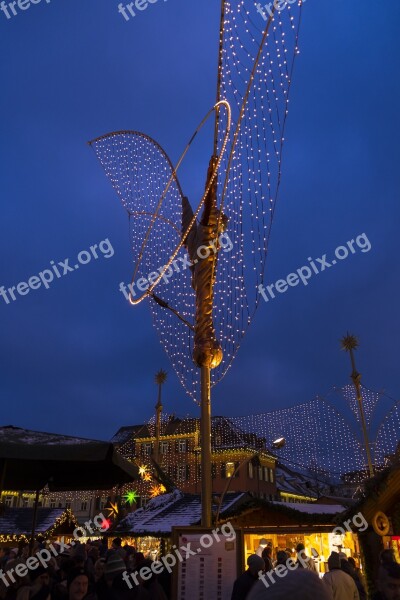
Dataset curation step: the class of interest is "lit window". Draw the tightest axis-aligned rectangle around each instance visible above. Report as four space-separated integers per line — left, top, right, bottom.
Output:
5 496 13 507
264 467 269 482
177 465 186 481
269 468 274 483
160 441 169 454
248 462 254 479
258 467 263 481
144 443 152 456
81 501 88 511
226 462 235 478
178 439 187 453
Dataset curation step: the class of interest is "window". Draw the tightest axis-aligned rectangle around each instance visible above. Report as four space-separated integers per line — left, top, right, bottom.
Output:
226 462 235 478
215 434 222 446
50 501 56 509
177 465 186 481
81 501 88 511
160 441 169 454
23 498 29 508
248 462 254 479
258 467 263 481
264 467 269 482
178 439 187 453
5 496 13 507
144 443 152 456
269 468 274 483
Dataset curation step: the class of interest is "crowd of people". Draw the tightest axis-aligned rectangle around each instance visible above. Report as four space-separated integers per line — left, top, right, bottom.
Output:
2 536 400 600
0 537 169 600
232 544 400 600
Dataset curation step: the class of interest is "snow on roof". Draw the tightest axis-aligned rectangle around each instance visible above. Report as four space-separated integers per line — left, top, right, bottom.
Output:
0 426 102 446
0 508 67 535
116 491 247 535
272 502 345 514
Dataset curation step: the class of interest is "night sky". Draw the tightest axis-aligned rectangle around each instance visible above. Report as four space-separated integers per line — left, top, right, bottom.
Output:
1 0 399 441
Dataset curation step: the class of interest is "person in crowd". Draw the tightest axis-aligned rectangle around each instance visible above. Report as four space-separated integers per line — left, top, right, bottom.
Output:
136 559 167 600
98 554 149 600
29 567 52 600
94 559 106 583
373 562 400 600
231 554 265 600
261 547 273 572
87 546 100 570
323 552 359 599
67 568 90 600
380 550 398 567
107 540 126 562
275 550 289 568
247 568 333 600
296 543 317 572
348 558 367 594
341 556 366 599
53 558 74 600
1 560 31 600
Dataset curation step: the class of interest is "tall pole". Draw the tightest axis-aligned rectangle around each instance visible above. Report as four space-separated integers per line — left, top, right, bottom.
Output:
154 370 167 464
341 334 374 478
200 366 212 527
182 158 224 528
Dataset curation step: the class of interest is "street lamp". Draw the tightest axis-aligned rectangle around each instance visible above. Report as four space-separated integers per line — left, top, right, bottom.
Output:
272 437 286 450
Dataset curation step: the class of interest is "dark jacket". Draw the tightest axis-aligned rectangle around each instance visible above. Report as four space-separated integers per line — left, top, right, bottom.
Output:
231 570 259 600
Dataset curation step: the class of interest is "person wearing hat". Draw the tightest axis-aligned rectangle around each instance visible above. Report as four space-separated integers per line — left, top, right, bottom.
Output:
67 568 90 600
323 552 359 599
97 555 150 600
231 554 265 600
29 566 51 600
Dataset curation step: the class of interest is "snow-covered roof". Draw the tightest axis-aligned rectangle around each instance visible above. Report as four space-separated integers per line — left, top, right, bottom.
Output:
272 502 345 514
116 490 247 535
0 508 70 536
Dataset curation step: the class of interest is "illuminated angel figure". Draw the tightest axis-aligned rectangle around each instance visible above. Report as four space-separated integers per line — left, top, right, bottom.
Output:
89 0 304 525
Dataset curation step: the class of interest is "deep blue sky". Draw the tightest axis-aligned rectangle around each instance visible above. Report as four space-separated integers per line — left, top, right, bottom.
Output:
1 0 399 441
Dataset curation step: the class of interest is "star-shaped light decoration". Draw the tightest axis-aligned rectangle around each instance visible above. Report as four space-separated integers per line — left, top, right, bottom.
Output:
124 490 139 506
143 472 152 482
150 484 163 498
106 502 119 519
138 465 149 477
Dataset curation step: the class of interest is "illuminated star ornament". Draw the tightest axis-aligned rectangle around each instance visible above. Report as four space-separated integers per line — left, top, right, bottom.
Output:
124 490 139 505
150 484 166 498
138 465 149 477
106 502 119 519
